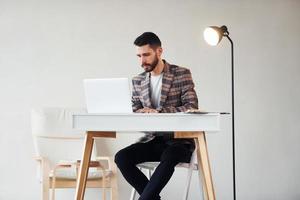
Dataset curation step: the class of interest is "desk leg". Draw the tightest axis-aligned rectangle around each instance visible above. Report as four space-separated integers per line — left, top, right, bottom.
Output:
174 131 215 200
75 132 94 200
75 131 116 200
196 132 215 200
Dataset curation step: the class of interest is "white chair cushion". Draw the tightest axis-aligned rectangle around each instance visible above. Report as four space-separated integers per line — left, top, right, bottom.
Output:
49 168 112 180
137 162 198 170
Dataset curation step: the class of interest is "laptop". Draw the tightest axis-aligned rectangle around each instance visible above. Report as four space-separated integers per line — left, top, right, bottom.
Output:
83 78 132 114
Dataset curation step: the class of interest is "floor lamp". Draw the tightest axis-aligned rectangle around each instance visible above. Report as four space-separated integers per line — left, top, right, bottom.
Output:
203 25 236 200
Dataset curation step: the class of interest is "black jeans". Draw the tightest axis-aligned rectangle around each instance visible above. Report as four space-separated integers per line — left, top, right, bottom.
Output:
114 136 192 200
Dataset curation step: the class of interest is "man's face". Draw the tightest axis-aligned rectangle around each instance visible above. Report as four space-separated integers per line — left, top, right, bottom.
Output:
136 44 162 72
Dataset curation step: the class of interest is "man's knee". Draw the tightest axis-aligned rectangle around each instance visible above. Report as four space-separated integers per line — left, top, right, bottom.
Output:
114 148 131 168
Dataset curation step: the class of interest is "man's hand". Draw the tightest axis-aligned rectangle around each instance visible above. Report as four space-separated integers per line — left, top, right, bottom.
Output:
136 107 158 113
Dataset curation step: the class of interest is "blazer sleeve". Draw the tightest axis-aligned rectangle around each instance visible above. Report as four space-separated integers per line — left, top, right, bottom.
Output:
160 69 198 113
131 79 143 112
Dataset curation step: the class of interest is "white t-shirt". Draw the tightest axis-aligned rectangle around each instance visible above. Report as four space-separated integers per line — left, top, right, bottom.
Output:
150 73 163 109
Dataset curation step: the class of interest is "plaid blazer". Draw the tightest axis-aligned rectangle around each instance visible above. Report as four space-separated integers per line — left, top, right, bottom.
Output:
132 60 199 144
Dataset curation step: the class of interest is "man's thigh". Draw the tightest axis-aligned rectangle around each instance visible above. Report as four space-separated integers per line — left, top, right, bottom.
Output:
161 143 192 163
117 139 167 164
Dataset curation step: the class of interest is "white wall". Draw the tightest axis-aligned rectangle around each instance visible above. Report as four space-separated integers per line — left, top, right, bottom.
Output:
0 0 299 199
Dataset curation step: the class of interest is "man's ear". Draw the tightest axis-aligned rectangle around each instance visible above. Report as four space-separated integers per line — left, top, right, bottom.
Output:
157 47 163 57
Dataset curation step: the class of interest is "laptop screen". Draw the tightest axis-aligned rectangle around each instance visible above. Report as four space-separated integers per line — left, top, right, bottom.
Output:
83 78 132 114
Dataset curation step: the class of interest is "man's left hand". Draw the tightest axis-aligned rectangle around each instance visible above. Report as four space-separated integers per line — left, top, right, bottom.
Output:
136 107 158 113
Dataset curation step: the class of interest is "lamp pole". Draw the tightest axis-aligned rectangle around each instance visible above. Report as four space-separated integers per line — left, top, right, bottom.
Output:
225 33 236 200
204 25 236 200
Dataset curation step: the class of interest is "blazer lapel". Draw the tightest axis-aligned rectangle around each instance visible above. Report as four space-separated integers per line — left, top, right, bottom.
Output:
158 62 174 109
140 73 152 108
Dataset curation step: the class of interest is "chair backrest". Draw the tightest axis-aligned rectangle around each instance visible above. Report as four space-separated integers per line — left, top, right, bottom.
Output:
31 107 96 169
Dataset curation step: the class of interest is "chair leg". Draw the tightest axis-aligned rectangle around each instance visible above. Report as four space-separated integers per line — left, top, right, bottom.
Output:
198 170 205 200
101 179 106 200
100 168 106 200
129 187 137 200
111 185 118 200
182 166 193 200
102 187 106 200
41 158 50 200
42 180 50 200
51 170 56 200
182 150 197 200
109 157 118 200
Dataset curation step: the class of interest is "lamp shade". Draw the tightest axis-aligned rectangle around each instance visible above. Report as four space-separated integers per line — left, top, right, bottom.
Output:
203 26 228 46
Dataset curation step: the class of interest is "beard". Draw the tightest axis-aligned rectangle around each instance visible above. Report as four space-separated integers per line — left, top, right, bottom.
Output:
141 56 159 72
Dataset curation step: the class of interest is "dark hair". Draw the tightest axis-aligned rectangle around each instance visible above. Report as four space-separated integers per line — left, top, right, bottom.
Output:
134 32 162 48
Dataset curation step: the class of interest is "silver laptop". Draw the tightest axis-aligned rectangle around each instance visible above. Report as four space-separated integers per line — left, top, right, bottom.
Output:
83 78 132 113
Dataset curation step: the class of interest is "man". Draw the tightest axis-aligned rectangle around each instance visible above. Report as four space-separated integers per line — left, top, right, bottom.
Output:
115 32 198 200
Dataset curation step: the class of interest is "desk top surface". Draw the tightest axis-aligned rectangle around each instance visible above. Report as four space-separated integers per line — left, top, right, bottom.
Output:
73 112 220 116
72 112 222 132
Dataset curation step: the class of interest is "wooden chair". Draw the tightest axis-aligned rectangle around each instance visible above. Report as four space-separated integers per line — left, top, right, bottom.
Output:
129 147 204 200
31 107 118 200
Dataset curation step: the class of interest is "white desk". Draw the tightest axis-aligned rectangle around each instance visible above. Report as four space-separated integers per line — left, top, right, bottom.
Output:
73 113 220 200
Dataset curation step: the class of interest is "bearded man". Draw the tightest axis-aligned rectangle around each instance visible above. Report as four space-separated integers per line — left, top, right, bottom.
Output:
115 32 199 200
